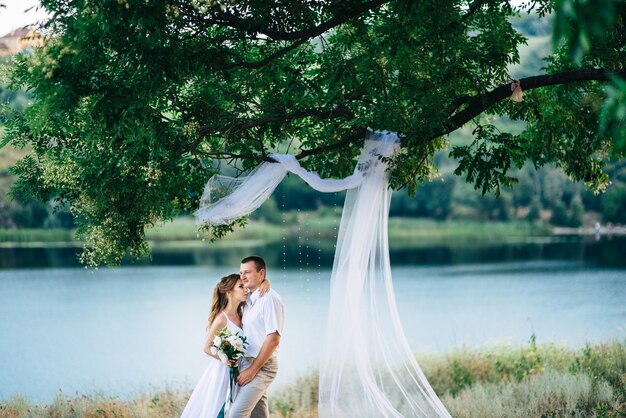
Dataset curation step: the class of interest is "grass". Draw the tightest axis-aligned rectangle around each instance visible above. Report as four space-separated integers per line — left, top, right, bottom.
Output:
435 337 626 418
143 216 554 251
146 217 285 244
0 215 552 249
0 390 186 418
267 337 626 417
386 218 551 247
0 228 77 244
2 338 624 418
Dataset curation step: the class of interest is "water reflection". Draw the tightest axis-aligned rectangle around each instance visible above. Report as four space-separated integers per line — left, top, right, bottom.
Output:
0 235 625 269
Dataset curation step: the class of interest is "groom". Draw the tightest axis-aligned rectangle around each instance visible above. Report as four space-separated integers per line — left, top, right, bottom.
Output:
230 255 284 418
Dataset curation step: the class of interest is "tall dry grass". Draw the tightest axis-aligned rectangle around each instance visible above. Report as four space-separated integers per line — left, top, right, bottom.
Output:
0 390 188 418
443 369 617 418
2 338 625 418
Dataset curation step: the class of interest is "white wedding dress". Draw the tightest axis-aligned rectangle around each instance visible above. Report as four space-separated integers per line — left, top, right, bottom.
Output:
181 313 242 418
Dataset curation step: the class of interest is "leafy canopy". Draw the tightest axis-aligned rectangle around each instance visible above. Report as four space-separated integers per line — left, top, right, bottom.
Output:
3 0 625 265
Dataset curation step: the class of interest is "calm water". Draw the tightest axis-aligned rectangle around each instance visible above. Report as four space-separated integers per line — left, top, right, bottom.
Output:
0 238 625 402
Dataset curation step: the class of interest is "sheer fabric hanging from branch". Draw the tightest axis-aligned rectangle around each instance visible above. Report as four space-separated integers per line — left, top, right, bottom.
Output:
196 131 452 418
196 155 362 226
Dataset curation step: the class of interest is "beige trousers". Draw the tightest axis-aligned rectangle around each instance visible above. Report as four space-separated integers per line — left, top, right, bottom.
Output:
229 356 278 418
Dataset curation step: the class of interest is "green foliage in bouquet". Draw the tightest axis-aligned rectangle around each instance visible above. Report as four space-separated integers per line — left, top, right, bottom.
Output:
211 326 247 371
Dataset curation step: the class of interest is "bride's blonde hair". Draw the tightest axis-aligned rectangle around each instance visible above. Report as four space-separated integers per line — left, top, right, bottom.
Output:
208 274 243 328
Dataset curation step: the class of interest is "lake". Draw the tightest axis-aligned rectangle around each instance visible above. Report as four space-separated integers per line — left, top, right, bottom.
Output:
0 236 625 402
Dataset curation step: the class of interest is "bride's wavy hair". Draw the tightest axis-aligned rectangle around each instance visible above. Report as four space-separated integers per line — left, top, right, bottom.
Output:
208 273 244 327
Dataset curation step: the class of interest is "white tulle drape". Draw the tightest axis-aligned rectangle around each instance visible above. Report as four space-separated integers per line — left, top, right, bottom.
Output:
196 131 452 418
195 155 363 226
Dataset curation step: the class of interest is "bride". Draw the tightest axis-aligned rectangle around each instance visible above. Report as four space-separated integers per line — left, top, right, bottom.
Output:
180 273 268 418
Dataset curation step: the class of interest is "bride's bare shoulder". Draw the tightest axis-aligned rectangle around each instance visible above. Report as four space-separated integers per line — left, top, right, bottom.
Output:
208 313 228 333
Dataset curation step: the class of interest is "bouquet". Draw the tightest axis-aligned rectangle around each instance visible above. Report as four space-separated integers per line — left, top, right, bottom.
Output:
210 326 247 371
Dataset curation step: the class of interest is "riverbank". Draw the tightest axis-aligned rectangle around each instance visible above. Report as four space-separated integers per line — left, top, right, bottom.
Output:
4 217 625 269
0 217 554 248
1 338 624 417
3 210 625 251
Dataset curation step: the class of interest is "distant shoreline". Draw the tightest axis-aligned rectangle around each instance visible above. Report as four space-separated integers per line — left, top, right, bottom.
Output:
1 218 624 249
552 225 626 236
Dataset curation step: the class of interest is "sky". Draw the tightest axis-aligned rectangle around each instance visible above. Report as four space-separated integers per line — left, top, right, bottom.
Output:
0 0 49 35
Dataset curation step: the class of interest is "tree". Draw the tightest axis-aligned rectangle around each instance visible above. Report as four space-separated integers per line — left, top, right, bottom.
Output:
526 198 542 221
551 201 569 226
0 56 31 122
602 183 626 224
569 193 585 227
390 178 455 219
511 165 536 210
0 199 48 228
2 0 625 265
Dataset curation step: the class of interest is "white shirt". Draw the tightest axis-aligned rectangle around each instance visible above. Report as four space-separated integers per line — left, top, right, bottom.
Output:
242 288 284 358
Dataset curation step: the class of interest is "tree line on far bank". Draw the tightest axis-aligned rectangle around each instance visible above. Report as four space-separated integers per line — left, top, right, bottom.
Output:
0 161 621 230
1 138 625 230
250 156 626 229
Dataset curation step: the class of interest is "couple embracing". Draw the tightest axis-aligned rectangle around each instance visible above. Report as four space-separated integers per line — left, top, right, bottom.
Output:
181 256 285 418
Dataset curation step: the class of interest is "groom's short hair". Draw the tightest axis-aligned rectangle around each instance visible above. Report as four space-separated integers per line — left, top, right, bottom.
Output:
241 255 266 272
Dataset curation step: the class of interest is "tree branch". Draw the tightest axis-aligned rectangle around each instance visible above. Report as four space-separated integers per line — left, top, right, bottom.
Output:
207 0 390 41
295 127 368 160
285 69 626 164
196 105 355 139
189 0 390 70
194 68 625 168
462 0 489 21
398 153 429 190
192 106 359 163
194 128 368 164
194 150 275 162
224 37 311 70
289 69 626 160
440 68 626 138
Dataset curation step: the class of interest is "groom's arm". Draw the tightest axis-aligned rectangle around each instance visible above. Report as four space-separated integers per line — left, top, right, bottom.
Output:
237 332 280 386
